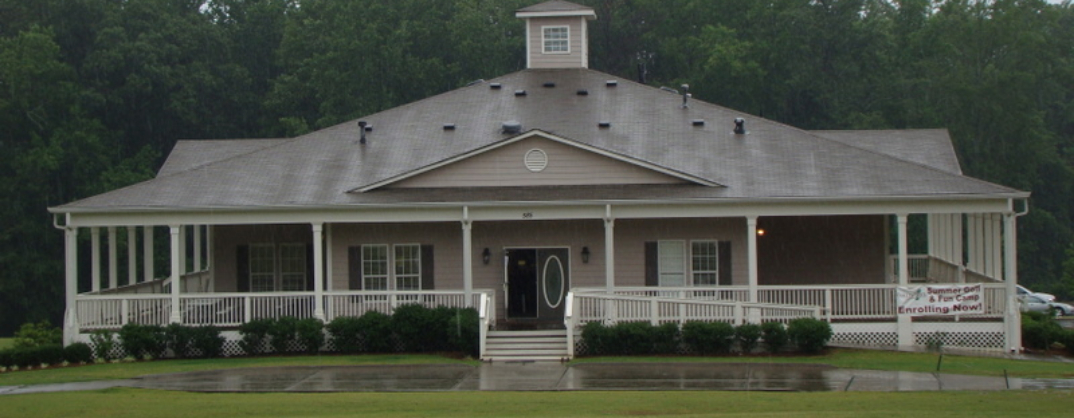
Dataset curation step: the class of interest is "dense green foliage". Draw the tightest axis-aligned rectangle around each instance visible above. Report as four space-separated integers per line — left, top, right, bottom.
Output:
682 321 736 354
761 321 790 353
581 321 682 355
12 321 62 349
787 318 834 354
2 0 1073 336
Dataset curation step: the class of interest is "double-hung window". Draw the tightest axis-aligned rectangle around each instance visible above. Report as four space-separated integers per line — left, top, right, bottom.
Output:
542 26 569 53
361 244 422 291
248 243 307 292
691 241 718 286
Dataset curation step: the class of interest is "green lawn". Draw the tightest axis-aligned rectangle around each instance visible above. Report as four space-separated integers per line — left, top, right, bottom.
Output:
0 389 1070 418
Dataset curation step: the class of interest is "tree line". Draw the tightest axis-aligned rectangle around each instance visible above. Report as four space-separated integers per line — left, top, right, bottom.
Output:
1 0 1071 335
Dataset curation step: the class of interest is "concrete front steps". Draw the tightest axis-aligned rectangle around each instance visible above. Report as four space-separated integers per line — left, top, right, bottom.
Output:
483 329 570 362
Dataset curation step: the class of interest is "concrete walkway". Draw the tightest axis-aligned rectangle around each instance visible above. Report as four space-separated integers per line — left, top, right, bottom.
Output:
4 362 1074 395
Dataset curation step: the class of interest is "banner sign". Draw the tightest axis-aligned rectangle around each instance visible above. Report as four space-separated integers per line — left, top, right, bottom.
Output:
896 284 984 316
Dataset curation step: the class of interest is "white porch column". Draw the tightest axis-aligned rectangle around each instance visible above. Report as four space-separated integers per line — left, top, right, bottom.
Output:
1004 212 1021 352
604 205 615 289
108 226 118 289
143 226 155 282
63 227 79 346
325 223 334 292
91 227 101 293
169 225 182 323
193 225 202 272
462 207 474 307
746 216 759 303
178 226 188 276
896 213 913 348
127 227 137 286
312 223 326 320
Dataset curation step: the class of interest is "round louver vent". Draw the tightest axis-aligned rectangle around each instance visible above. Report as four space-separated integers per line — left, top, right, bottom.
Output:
524 149 548 172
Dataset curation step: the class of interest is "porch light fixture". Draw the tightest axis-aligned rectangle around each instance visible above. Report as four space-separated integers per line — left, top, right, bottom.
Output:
482 248 491 265
757 229 766 237
581 246 590 263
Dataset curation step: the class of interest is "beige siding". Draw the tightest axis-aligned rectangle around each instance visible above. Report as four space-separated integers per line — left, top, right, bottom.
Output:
329 223 463 291
392 136 684 188
615 219 749 287
527 17 586 69
211 224 312 292
757 215 887 285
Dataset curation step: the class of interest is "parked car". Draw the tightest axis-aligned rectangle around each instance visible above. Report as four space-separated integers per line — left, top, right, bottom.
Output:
1019 294 1073 316
1016 285 1056 302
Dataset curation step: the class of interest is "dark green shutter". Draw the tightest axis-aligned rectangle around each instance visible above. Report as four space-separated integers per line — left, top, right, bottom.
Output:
236 245 249 292
420 245 434 290
644 241 658 286
718 241 732 286
348 246 362 290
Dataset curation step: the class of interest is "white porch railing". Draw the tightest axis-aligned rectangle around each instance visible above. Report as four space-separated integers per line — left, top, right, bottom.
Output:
75 290 495 331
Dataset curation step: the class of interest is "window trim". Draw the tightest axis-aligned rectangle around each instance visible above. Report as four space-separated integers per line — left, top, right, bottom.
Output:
690 240 719 287
248 242 307 292
360 243 423 291
541 25 570 54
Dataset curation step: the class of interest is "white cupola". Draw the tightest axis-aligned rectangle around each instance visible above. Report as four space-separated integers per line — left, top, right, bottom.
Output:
515 1 597 69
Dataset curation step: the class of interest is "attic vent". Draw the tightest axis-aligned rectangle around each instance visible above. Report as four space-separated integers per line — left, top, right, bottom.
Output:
502 120 522 134
543 82 556 88
515 90 527 96
524 149 548 172
692 119 705 127
598 121 611 128
576 89 589 96
490 83 502 90
606 80 618 87
443 124 456 131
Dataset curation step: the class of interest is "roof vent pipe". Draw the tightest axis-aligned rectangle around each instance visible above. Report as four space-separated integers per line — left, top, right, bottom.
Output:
502 120 522 134
733 118 747 135
358 121 368 144
681 84 691 108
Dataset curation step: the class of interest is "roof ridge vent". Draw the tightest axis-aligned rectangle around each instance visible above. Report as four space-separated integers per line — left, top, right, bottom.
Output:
515 90 527 96
543 82 556 88
443 123 456 131
577 89 589 96
691 119 705 126
606 80 618 87
598 121 611 128
490 83 502 90
502 120 522 134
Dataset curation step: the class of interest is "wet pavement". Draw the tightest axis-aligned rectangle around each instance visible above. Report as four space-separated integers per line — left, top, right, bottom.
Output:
4 362 1074 395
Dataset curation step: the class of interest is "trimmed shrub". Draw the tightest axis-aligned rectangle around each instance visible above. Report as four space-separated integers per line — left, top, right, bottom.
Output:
392 304 437 352
2 345 65 368
13 321 62 349
652 322 681 354
735 323 763 354
761 322 789 353
0 349 12 368
1023 311 1064 350
268 316 300 353
582 321 611 355
787 318 832 354
89 330 116 360
64 342 94 364
682 321 735 355
357 311 394 353
239 318 274 355
118 324 166 359
612 321 657 355
447 308 480 357
326 316 363 353
190 326 224 358
164 323 195 358
295 318 325 353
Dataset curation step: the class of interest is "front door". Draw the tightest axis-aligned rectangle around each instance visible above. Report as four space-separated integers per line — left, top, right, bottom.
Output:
505 248 570 320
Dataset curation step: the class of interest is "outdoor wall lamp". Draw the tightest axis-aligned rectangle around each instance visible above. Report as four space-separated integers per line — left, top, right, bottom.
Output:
581 246 590 263
482 248 491 265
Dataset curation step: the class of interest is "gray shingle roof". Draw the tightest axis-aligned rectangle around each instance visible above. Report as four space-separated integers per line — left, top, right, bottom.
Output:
157 139 287 177
53 68 1024 212
517 0 594 14
811 129 962 175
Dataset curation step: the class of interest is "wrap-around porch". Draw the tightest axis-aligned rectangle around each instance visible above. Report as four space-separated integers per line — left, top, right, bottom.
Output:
57 201 1026 356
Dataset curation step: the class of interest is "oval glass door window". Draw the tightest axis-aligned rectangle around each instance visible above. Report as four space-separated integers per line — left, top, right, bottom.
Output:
543 256 565 309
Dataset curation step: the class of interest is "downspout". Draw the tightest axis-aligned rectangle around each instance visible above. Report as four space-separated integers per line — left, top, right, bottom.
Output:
1005 199 1029 353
